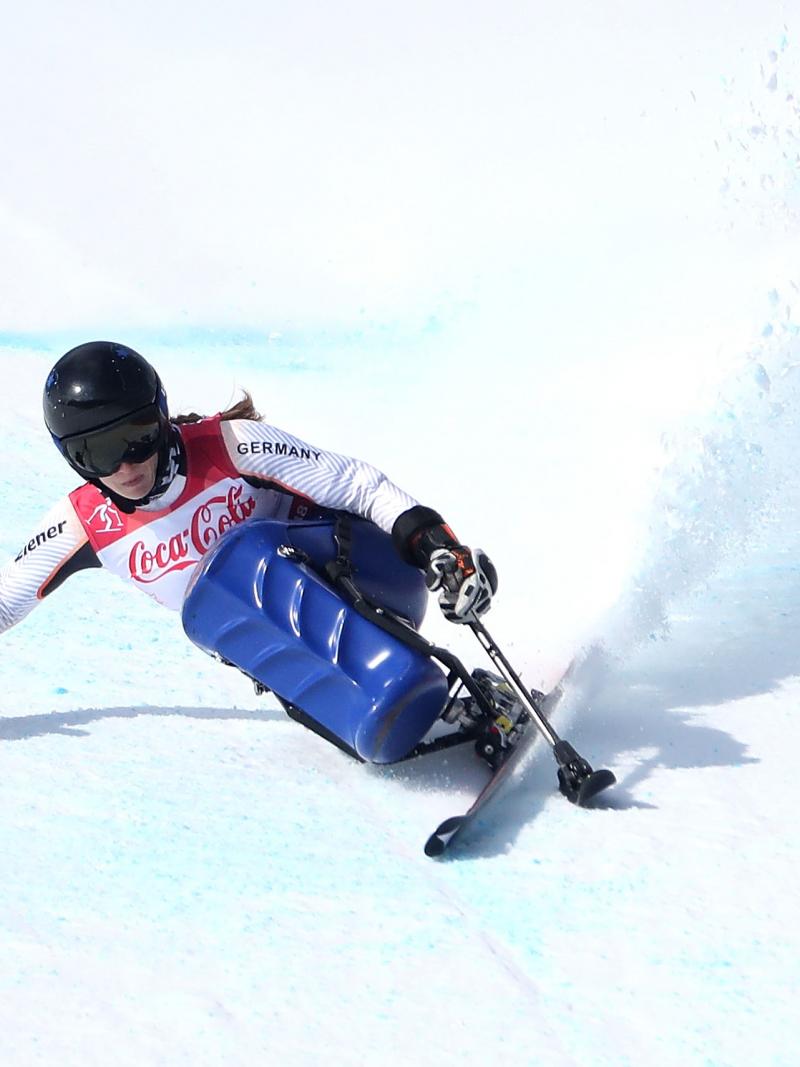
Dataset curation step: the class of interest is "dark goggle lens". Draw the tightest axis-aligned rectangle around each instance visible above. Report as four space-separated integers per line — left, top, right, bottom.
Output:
62 411 162 477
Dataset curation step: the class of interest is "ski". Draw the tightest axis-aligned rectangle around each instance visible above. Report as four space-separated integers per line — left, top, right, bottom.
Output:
317 566 616 856
424 684 553 857
424 680 615 858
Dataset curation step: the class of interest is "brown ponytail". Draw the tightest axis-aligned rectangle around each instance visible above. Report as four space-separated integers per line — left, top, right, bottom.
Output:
174 390 262 425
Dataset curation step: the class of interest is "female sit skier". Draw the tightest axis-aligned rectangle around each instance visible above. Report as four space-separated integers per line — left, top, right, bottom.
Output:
0 341 498 762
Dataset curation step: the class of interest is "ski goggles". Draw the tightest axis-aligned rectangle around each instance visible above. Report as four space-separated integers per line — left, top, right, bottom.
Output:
59 403 164 477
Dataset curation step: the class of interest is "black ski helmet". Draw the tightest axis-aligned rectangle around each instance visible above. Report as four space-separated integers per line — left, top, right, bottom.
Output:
43 341 172 486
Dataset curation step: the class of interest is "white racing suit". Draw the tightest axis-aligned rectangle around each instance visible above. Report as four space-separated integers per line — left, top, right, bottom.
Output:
0 416 420 633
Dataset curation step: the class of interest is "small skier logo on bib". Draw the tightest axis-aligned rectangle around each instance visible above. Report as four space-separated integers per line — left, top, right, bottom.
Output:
88 502 124 535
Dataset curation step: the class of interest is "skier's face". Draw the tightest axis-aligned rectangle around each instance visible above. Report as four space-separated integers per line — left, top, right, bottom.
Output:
98 453 159 500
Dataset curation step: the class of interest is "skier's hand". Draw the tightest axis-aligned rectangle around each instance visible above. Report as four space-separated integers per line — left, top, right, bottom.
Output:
425 546 497 623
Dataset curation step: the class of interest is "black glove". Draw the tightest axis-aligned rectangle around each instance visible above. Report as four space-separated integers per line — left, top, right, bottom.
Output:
391 505 498 624
425 544 497 623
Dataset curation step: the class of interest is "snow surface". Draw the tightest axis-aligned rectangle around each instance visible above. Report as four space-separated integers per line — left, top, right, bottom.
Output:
2 3 800 1065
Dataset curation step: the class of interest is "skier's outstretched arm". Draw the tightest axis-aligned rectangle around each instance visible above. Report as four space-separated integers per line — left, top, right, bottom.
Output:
221 418 419 531
221 419 497 623
0 500 99 635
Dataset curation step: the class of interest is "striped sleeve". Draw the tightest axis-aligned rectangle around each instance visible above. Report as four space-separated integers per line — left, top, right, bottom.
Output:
0 498 89 634
220 419 419 534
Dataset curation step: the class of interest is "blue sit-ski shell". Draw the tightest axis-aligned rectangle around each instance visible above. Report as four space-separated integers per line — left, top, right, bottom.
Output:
181 518 448 763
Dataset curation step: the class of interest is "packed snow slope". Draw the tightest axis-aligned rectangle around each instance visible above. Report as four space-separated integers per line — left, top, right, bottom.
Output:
2 3 800 1065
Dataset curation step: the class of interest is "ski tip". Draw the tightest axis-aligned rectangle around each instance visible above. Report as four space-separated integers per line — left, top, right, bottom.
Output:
424 815 465 858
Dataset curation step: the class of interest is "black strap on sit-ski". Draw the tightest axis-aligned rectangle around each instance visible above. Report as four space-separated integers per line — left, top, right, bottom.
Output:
323 513 354 586
269 513 495 743
318 513 494 717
